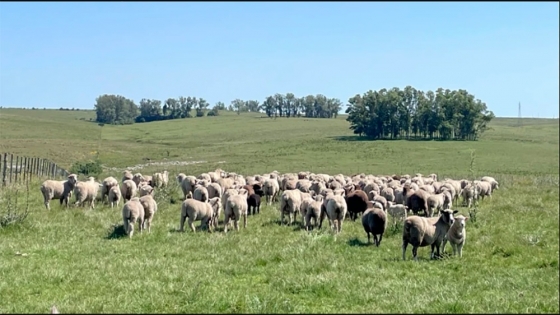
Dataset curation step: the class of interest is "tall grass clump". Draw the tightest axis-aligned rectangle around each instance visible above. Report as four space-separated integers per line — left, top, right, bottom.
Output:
0 182 31 228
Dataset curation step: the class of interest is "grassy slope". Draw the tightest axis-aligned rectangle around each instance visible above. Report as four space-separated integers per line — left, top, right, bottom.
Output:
0 108 558 313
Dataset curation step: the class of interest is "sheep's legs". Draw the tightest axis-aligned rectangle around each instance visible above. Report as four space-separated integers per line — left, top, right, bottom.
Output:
224 216 230 233
128 222 134 238
243 213 247 229
179 214 187 232
366 232 371 244
234 219 239 232
146 219 152 233
412 246 419 261
402 242 408 260
188 218 196 232
457 244 463 257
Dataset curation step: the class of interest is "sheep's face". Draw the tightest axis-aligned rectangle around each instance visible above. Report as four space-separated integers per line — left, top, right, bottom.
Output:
454 215 468 228
441 209 459 225
67 174 78 185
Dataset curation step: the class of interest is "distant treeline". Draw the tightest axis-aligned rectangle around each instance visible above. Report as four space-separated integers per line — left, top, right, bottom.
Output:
346 86 495 140
93 93 344 124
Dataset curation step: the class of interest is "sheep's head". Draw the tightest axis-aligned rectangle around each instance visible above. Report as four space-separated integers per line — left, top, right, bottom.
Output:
440 209 458 225
453 215 468 228
67 174 78 185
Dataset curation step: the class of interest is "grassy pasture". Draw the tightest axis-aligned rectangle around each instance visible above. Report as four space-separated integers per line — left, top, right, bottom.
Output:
0 108 558 313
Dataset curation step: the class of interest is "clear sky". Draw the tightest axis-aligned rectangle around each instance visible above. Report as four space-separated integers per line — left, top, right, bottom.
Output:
1 2 558 117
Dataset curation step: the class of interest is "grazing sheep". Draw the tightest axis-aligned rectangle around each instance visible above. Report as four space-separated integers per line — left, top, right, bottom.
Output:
177 173 187 185
380 187 395 202
108 185 121 209
180 197 220 233
74 177 101 209
427 191 452 216
224 193 249 233
247 193 261 215
139 194 158 233
120 179 137 201
402 209 458 261
442 215 468 257
279 189 303 226
263 178 280 205
101 176 119 203
40 174 78 210
193 185 209 203
345 190 369 221
362 207 387 247
326 195 348 234
122 198 144 238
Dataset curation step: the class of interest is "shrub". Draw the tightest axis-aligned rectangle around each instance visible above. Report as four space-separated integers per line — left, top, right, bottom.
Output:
70 159 103 177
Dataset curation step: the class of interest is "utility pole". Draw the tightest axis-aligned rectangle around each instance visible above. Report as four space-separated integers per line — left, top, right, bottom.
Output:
518 102 522 127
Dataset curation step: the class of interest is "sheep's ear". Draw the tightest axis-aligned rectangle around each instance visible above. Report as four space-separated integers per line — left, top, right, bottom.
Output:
464 217 469 221
453 210 459 214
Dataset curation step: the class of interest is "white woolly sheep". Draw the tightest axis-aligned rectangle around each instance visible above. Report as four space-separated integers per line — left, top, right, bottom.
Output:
224 192 249 233
108 185 122 209
193 185 209 203
139 194 158 233
122 170 133 183
122 197 144 238
74 177 101 209
120 179 137 201
442 214 468 257
40 174 78 210
101 176 118 203
481 176 499 191
386 202 408 227
279 189 303 226
326 194 348 234
138 182 154 197
180 197 220 232
402 209 458 261
263 178 280 205
304 195 324 231
427 191 452 216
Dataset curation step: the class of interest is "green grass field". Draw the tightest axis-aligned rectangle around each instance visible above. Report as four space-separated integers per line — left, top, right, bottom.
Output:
0 108 558 313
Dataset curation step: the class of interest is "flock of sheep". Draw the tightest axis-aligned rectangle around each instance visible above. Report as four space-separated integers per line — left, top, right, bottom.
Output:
39 168 500 261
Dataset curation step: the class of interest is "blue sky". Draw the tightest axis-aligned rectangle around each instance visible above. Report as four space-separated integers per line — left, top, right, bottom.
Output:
0 2 558 117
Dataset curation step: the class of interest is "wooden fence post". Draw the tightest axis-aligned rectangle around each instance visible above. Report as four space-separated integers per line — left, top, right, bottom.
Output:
19 157 23 183
2 153 6 187
14 156 19 183
9 154 13 184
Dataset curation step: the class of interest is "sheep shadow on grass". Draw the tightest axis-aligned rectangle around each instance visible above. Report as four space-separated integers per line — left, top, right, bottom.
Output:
347 237 370 247
105 223 127 240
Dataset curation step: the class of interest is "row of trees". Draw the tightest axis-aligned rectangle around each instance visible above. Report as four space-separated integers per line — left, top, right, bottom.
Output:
345 87 495 140
94 93 345 124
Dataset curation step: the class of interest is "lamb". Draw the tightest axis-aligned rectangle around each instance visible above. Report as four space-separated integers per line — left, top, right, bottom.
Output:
326 194 348 234
386 202 408 227
101 176 119 203
74 177 101 209
345 190 369 221
279 189 303 226
362 207 387 247
179 197 221 233
442 214 468 257
427 191 452 216
120 179 137 201
193 185 209 203
224 193 249 233
108 185 122 209
304 195 324 231
402 209 458 261
152 172 165 188
122 198 144 238
40 174 78 210
262 178 280 205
